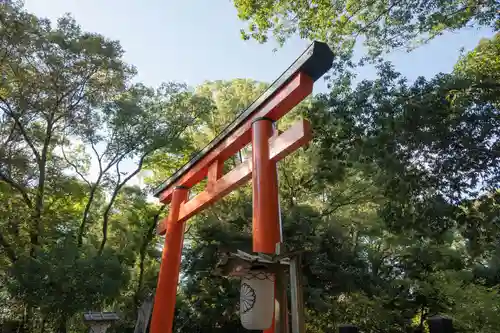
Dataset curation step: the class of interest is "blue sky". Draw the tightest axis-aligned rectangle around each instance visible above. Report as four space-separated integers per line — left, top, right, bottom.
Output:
24 0 495 95
22 0 495 188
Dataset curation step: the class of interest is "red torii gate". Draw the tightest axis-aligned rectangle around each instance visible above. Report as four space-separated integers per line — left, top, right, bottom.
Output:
151 41 333 333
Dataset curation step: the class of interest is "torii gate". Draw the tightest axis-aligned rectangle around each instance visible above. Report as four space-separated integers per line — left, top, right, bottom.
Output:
150 41 333 333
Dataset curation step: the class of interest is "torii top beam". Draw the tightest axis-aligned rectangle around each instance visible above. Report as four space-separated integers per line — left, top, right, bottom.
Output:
152 41 333 204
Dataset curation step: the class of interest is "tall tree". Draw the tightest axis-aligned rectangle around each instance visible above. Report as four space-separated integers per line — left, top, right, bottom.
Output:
0 2 211 332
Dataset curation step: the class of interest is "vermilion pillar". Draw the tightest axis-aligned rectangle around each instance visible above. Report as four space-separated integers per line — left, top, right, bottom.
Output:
150 186 189 333
252 117 281 253
252 117 281 333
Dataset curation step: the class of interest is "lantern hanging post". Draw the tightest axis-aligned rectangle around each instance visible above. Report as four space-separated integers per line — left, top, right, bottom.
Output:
290 253 305 333
275 264 290 333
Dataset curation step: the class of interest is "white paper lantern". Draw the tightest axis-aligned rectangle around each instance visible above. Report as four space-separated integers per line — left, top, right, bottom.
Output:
240 271 275 330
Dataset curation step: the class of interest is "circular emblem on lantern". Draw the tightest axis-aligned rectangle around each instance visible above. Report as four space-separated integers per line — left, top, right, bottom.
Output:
240 282 256 313
240 270 275 329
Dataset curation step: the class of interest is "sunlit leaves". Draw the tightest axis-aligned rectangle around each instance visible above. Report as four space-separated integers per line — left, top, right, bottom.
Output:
232 0 498 62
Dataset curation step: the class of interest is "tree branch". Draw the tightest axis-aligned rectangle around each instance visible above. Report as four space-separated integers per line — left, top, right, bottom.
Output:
134 204 166 308
77 143 128 247
77 177 102 247
30 113 55 256
91 140 104 173
0 230 18 263
0 171 32 208
184 224 193 235
98 113 199 254
61 144 91 188
353 0 404 39
98 154 147 255
1 121 17 148
320 185 376 217
0 97 41 163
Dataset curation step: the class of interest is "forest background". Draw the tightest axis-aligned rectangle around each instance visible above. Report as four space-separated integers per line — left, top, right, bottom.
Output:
0 0 499 332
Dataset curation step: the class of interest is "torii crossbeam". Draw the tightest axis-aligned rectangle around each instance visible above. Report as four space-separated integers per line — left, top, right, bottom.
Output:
150 41 333 333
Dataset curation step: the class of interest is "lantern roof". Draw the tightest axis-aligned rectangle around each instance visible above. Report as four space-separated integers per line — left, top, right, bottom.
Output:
83 312 119 323
214 249 303 277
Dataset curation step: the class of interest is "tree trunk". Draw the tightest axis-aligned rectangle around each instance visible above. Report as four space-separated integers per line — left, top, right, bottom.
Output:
133 205 166 308
57 316 67 333
40 315 47 333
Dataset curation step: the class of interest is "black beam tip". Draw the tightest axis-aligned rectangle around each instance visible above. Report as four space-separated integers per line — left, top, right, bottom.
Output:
301 41 334 81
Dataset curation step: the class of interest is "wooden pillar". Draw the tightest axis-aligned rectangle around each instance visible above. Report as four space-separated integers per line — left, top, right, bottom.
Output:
150 186 189 333
252 117 281 333
275 268 289 333
290 254 305 333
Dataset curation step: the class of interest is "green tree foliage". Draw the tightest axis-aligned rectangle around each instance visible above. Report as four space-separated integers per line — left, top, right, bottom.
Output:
0 2 211 332
0 2 499 333
150 33 499 333
232 0 499 61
